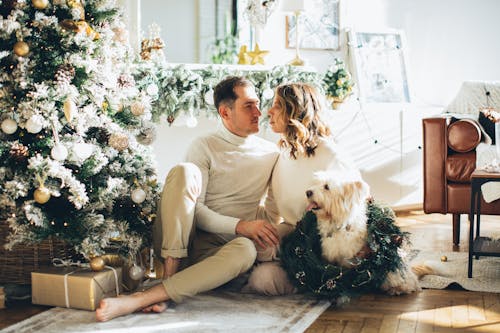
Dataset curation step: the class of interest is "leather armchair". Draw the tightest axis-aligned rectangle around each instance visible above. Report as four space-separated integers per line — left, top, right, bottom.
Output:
422 116 500 245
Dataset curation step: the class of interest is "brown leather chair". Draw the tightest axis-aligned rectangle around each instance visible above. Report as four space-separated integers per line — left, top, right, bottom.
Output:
423 116 500 245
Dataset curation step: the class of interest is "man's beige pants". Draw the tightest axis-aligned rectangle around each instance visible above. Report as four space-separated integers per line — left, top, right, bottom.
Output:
152 163 258 303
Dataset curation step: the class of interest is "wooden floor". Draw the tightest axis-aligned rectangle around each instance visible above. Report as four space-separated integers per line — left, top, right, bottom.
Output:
0 211 499 332
306 211 500 333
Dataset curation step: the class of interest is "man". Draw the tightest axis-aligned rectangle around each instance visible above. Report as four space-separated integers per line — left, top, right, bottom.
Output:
96 76 281 321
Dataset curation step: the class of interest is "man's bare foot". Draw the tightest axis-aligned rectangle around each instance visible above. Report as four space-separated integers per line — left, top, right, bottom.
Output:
96 294 142 322
141 302 168 313
164 256 180 277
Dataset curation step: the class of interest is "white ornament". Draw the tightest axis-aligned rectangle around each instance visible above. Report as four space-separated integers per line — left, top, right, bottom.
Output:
131 188 146 204
204 90 214 105
186 114 198 128
73 142 94 160
51 143 68 161
26 116 43 133
146 83 159 96
129 264 145 281
330 65 339 73
1 118 17 134
262 87 274 100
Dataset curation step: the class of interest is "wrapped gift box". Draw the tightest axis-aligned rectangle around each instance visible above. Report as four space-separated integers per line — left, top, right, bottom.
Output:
32 266 122 311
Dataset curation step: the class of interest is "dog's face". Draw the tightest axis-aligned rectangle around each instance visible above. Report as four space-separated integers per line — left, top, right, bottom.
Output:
306 172 370 224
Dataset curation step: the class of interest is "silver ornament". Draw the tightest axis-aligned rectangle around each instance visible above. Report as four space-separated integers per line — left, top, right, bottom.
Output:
131 188 146 204
129 264 145 281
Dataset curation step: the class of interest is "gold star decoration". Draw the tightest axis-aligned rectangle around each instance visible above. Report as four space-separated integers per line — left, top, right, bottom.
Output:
237 45 251 65
247 43 269 65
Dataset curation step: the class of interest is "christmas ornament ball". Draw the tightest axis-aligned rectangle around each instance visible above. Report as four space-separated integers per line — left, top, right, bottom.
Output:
130 101 145 116
262 87 274 100
129 264 145 280
1 118 17 134
32 0 49 10
51 143 68 161
13 41 29 57
26 116 43 133
441 255 448 262
131 188 146 204
90 256 106 271
34 186 51 204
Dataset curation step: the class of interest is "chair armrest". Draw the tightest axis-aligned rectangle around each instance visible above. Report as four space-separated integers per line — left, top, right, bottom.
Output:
422 117 448 213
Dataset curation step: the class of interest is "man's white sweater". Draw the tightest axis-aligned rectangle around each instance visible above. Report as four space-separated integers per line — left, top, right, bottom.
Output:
186 125 280 235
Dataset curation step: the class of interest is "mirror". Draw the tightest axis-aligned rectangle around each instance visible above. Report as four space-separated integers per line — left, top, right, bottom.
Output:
139 0 238 64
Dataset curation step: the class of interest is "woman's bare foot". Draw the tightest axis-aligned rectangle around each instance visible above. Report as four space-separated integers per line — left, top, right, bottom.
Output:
164 256 180 277
141 302 168 313
96 294 142 322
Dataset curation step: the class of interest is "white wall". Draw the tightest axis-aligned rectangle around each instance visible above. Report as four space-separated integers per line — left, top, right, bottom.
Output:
139 0 500 208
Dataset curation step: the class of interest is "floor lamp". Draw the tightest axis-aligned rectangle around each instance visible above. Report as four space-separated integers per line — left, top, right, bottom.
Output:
281 0 305 66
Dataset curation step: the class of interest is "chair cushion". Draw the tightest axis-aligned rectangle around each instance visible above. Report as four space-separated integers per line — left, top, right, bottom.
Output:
447 119 481 153
446 151 476 183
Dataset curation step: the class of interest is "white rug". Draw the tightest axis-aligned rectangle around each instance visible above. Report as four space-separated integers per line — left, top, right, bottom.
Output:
0 291 330 333
409 250 500 293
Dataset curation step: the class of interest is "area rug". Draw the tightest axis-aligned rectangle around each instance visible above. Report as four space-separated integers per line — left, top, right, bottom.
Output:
0 291 330 333
409 250 500 293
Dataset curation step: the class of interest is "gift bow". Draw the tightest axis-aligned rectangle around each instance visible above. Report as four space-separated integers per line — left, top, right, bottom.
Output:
51 258 120 308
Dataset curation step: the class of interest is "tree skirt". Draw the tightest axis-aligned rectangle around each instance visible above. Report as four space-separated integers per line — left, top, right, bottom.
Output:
1 291 330 333
409 250 500 293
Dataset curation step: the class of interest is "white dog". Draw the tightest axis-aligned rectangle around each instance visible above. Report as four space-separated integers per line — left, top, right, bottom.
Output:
305 171 423 296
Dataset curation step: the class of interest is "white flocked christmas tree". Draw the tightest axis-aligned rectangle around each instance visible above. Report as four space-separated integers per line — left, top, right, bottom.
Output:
0 0 160 260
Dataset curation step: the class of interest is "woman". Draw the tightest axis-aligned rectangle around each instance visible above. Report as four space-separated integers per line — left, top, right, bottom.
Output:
244 82 359 295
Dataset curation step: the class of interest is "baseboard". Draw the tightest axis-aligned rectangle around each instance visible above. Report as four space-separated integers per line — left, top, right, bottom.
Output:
391 202 423 212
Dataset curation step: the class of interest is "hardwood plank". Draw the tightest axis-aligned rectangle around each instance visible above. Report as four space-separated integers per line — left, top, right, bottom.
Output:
397 310 418 333
415 307 435 333
378 314 400 333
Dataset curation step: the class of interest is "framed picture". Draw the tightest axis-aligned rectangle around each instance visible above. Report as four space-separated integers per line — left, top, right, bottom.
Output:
348 29 411 104
286 0 340 50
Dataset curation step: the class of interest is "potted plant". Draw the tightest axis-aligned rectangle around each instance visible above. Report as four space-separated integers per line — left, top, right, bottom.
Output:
323 58 354 109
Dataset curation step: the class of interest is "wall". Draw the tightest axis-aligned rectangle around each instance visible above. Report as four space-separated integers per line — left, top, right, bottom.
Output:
138 0 500 208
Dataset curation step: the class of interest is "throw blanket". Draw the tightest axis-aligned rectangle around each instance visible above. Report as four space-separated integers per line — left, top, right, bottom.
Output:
476 143 500 202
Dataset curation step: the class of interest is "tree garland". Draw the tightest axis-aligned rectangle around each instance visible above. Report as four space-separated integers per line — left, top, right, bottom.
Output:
280 201 409 300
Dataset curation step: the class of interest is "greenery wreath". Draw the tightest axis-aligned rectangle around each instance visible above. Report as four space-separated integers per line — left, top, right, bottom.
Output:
280 201 409 300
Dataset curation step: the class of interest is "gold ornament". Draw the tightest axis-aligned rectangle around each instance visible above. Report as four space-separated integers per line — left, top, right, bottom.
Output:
237 45 251 65
63 96 77 122
100 254 124 267
34 186 51 204
32 0 49 10
130 101 145 116
108 133 129 151
247 43 269 65
90 256 106 271
66 0 85 19
441 255 448 262
60 20 99 40
13 41 29 57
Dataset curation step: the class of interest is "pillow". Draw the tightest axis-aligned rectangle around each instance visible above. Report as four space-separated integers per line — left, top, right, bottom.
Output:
447 118 481 153
479 108 500 144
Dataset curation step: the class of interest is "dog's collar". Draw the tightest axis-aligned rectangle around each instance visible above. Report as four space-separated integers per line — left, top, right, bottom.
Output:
326 223 351 237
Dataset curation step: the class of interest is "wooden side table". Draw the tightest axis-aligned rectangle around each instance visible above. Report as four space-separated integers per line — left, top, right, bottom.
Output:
468 170 500 278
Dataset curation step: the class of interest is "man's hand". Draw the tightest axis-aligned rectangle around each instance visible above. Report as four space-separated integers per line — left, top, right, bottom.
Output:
235 219 279 250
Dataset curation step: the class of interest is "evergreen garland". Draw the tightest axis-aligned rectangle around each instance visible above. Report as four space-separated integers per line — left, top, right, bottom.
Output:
280 201 409 300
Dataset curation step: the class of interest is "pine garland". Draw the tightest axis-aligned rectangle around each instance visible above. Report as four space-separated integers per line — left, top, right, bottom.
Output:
280 201 409 300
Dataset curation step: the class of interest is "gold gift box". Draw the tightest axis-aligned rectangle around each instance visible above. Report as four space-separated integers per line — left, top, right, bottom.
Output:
31 266 122 311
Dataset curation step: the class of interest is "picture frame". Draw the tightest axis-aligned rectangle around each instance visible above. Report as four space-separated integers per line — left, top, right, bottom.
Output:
347 29 411 104
286 0 340 50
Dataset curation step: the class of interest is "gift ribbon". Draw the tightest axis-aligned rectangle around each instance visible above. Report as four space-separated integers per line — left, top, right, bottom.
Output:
52 258 120 308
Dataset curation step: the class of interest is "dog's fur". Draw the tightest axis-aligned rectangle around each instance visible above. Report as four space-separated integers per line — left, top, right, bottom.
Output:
306 171 423 295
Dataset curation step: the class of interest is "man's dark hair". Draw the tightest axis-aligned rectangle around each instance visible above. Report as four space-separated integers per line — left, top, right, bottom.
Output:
213 76 254 110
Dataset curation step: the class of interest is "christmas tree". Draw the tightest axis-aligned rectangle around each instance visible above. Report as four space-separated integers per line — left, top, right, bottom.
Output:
0 0 160 260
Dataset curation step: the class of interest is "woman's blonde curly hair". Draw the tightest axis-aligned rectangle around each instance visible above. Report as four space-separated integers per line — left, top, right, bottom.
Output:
275 83 331 159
